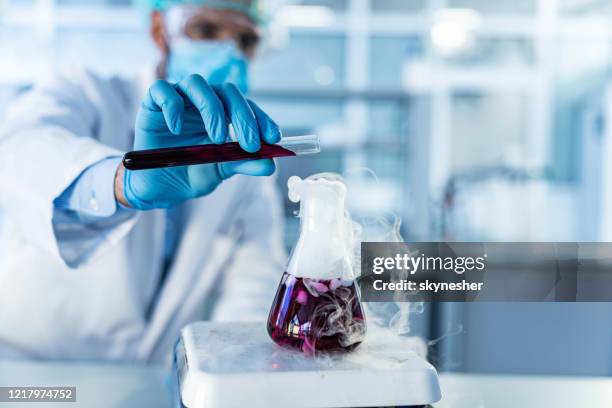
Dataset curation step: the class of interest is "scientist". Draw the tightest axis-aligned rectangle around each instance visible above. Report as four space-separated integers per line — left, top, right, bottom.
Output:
0 0 285 364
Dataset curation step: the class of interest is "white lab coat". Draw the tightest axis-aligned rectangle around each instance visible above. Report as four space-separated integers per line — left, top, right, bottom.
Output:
0 68 286 364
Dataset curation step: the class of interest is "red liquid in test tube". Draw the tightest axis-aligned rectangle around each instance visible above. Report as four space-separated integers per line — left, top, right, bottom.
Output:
123 135 320 170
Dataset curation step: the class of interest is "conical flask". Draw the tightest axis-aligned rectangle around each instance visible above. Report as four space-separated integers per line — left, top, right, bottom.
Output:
267 174 366 354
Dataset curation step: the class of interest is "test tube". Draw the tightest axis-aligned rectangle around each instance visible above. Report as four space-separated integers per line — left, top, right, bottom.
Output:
123 135 320 170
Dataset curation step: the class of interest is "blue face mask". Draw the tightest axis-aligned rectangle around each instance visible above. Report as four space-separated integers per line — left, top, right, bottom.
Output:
166 39 249 93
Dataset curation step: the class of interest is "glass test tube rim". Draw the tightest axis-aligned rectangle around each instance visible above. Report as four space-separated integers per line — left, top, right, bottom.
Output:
277 134 320 155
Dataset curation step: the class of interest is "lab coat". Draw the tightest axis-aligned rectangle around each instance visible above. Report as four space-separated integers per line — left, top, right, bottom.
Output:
0 68 286 364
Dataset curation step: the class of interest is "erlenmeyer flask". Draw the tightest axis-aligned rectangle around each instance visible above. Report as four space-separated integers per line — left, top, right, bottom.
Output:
267 174 366 354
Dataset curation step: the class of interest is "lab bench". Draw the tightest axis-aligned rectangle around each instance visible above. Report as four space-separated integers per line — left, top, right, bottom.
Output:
1 360 611 408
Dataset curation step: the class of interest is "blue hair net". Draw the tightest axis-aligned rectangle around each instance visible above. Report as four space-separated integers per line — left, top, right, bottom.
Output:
135 0 267 25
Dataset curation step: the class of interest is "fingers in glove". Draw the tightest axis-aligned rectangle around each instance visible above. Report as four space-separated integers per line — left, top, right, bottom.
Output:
216 159 276 180
247 99 282 144
213 83 261 153
175 74 228 144
144 79 184 134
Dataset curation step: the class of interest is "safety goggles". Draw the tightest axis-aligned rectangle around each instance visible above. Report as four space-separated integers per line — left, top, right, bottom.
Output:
164 4 261 56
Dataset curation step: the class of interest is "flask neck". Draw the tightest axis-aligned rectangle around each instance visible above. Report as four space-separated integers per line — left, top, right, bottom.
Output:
288 223 354 280
286 175 354 280
298 201 346 236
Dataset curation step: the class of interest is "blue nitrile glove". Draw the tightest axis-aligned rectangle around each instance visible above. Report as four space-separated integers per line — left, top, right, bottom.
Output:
123 74 281 210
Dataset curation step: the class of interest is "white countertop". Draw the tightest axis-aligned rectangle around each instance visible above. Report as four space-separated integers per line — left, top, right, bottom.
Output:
436 373 612 408
0 360 170 408
1 360 611 408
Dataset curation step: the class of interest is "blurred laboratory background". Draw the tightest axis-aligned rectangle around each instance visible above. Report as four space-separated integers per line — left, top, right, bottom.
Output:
2 0 612 378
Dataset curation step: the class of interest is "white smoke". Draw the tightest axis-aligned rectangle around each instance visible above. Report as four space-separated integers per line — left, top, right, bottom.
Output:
286 174 356 281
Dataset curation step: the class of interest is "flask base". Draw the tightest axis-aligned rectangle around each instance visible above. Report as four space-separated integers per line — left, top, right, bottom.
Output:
267 272 366 355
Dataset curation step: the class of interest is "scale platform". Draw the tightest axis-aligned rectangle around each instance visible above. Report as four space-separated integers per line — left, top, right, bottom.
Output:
172 322 441 408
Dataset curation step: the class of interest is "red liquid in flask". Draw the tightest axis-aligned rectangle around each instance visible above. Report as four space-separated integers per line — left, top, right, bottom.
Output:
267 272 366 354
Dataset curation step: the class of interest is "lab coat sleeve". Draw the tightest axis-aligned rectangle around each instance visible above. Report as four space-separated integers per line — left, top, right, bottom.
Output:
52 157 139 267
211 176 287 321
54 157 125 219
0 70 138 267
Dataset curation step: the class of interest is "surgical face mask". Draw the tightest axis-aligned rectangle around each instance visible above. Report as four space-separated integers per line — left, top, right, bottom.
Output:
166 39 250 93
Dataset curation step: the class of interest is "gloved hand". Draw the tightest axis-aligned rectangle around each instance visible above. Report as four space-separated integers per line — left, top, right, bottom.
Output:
121 74 281 210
